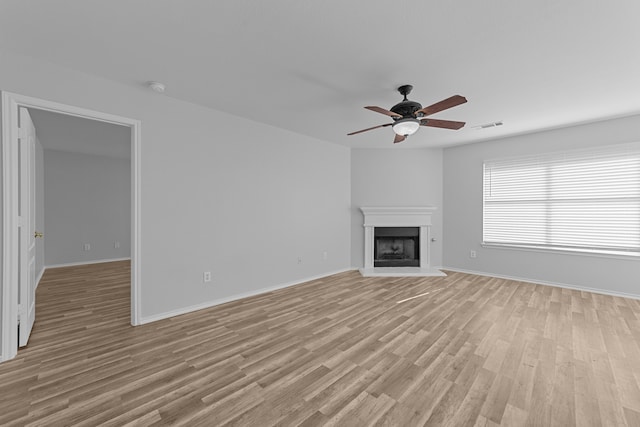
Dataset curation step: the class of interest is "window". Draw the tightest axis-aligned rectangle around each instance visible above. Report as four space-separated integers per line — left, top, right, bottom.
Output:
483 143 640 256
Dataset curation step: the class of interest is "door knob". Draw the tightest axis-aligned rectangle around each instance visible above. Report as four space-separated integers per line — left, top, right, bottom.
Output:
34 231 43 238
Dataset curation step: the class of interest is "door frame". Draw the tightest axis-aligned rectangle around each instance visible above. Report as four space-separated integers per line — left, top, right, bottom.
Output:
1 91 142 362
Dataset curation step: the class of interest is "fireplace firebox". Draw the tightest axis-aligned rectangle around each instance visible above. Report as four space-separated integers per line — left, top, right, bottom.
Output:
374 227 420 267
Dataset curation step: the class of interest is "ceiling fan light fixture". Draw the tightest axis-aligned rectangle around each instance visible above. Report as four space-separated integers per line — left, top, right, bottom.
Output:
392 118 420 136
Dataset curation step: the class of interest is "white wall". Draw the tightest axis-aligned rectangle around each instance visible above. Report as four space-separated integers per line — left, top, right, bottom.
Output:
351 148 443 268
0 48 351 321
43 149 131 266
443 114 640 297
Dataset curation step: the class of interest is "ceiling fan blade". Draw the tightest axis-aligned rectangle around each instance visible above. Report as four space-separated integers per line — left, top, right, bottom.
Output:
393 134 406 144
420 119 466 130
347 123 392 136
414 95 467 117
365 106 402 118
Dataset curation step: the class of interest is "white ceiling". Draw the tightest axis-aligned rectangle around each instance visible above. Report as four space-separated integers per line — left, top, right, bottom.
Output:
2 1 640 149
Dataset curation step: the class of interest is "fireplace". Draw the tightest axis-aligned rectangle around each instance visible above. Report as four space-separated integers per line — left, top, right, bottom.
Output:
360 206 445 277
374 227 420 267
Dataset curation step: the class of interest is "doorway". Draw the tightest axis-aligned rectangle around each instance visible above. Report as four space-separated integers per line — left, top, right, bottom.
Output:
1 91 141 362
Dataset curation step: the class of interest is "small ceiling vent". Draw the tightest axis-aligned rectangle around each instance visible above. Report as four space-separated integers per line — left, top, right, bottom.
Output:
474 121 503 129
147 81 166 93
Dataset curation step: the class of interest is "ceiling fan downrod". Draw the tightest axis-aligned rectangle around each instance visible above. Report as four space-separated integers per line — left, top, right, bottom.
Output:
397 84 413 101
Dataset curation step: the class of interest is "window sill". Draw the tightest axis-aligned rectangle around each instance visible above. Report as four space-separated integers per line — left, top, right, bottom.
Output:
481 243 640 260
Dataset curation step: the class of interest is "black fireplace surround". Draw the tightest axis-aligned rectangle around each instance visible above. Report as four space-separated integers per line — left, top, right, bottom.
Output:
373 227 420 267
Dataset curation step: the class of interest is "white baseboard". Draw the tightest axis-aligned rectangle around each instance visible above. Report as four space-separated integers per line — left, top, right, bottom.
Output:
45 257 131 269
35 267 45 290
442 266 640 300
359 267 446 277
139 268 354 325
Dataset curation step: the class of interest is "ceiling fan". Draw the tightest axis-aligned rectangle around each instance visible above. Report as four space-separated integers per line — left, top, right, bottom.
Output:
348 85 467 144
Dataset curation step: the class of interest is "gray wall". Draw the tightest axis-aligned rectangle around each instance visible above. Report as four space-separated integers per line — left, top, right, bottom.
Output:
351 148 443 268
0 48 352 321
443 114 640 296
43 149 131 266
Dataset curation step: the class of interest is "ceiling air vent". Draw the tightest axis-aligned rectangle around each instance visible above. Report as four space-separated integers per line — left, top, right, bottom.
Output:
474 121 503 129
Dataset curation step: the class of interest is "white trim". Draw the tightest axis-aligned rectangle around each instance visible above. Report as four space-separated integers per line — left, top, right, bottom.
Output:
45 258 132 269
442 266 640 301
1 91 142 362
35 266 45 290
359 267 446 277
1 93 19 361
139 268 353 325
360 206 437 227
130 122 142 326
481 242 640 260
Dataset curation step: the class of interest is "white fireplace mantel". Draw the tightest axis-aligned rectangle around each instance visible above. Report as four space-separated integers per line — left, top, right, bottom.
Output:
360 206 446 277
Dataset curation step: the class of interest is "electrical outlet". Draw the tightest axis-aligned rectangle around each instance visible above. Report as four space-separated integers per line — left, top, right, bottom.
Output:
470 250 477 258
323 251 328 261
297 257 303 264
114 241 120 249
83 243 91 251
203 271 212 283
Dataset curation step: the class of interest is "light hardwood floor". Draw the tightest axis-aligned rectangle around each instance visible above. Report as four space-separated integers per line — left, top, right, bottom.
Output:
1 261 640 426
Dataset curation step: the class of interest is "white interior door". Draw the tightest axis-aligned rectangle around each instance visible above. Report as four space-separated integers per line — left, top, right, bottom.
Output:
18 106 37 347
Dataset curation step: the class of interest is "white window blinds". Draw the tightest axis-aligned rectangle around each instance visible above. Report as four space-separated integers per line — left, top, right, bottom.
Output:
483 143 640 256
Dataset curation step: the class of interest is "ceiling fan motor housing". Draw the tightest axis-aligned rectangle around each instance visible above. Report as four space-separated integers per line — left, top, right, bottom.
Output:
391 100 423 120
391 84 423 119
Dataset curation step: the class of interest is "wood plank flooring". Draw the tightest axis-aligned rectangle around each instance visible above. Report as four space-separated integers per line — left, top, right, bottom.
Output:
1 261 640 426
